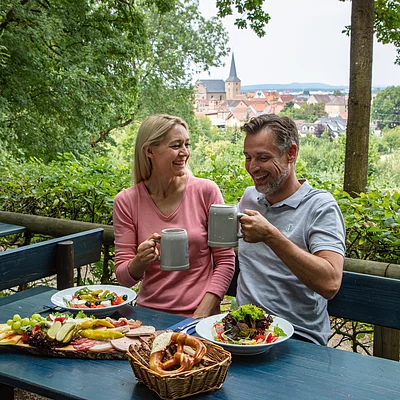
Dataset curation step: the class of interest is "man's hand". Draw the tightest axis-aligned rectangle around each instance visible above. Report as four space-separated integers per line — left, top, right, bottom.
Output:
238 209 343 299
239 209 278 243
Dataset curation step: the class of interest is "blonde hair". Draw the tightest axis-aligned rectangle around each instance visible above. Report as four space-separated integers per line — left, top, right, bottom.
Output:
133 114 188 184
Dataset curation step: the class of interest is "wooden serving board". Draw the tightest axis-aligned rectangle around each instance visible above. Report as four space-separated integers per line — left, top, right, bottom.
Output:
0 338 127 360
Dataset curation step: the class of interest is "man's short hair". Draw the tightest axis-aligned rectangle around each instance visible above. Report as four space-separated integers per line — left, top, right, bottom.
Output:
241 114 299 156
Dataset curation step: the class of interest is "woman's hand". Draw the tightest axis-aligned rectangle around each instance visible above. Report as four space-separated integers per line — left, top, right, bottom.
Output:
136 233 161 265
128 233 161 280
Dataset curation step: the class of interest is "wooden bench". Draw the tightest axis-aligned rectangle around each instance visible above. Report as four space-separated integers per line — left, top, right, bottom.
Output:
0 228 104 297
227 265 400 360
0 223 25 237
328 271 400 361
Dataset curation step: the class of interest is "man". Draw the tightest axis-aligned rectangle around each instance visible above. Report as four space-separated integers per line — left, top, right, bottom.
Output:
237 114 346 345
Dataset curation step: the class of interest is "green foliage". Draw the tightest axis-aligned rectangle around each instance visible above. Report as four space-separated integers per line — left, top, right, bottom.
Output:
280 102 327 122
372 151 400 191
190 135 252 204
215 0 271 37
0 153 130 224
336 189 400 264
0 0 228 162
381 126 400 152
374 0 400 65
297 134 345 181
372 86 400 129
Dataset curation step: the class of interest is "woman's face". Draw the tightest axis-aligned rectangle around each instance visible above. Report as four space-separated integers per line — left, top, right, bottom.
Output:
148 124 190 178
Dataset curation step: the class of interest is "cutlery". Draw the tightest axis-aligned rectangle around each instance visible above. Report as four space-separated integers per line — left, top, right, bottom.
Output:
173 318 203 333
36 304 64 313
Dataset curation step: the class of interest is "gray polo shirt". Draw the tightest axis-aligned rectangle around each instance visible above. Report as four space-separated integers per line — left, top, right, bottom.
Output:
237 180 346 345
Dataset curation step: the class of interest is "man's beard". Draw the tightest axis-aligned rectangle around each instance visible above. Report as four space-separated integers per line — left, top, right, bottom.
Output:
254 168 289 195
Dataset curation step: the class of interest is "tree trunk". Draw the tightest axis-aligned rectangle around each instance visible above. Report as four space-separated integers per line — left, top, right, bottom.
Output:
343 0 374 196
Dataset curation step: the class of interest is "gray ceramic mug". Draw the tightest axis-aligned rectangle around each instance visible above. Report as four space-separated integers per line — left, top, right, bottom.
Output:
153 228 189 271
208 204 245 248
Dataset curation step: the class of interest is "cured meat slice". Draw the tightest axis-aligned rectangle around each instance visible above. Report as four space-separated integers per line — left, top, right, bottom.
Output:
111 337 140 352
125 326 156 337
71 338 97 351
89 340 114 352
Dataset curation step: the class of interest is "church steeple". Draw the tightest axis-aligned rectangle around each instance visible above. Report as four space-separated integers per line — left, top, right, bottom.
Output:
226 53 240 82
225 52 241 100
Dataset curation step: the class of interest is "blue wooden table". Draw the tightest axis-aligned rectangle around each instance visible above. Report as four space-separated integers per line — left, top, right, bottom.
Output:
0 288 399 400
0 223 25 237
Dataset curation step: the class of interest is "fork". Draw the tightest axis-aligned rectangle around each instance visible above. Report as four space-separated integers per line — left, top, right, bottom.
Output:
174 319 202 333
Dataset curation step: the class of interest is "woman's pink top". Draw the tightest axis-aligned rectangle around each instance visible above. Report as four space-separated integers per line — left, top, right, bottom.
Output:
113 175 235 316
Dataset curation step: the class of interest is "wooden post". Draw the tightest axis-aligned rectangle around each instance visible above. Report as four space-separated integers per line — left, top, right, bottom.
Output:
373 326 400 361
56 241 74 290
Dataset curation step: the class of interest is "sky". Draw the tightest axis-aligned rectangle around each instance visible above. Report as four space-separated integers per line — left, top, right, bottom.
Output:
197 0 400 87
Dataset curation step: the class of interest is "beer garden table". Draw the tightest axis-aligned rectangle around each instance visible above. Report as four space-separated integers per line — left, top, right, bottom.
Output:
0 287 399 400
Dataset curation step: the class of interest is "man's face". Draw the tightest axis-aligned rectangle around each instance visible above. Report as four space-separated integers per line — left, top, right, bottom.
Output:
243 128 290 195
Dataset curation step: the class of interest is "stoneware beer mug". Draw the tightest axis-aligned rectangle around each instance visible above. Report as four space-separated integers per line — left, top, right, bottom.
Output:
208 204 245 248
153 228 189 271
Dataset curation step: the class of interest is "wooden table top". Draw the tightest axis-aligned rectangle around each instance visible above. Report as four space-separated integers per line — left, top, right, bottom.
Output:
0 287 399 400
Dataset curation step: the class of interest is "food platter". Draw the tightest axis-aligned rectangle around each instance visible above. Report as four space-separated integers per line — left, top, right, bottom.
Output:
0 315 155 360
195 313 294 356
51 285 137 318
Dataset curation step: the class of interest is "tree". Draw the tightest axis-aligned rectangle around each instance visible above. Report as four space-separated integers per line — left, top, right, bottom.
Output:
372 86 400 130
215 0 399 196
343 0 374 196
0 0 228 161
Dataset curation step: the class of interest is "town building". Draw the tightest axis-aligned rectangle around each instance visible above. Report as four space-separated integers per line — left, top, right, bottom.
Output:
195 53 241 103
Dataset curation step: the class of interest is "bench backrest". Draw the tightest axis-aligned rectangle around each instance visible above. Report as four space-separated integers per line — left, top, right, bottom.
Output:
0 228 104 291
228 261 400 330
328 271 400 330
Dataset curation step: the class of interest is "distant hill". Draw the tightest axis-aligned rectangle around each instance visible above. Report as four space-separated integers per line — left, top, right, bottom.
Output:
242 82 348 92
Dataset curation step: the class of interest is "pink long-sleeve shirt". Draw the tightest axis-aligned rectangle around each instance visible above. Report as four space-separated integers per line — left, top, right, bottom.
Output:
113 175 235 316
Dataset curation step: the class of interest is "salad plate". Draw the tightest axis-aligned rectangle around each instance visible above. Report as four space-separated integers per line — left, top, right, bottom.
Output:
51 285 137 318
196 312 294 356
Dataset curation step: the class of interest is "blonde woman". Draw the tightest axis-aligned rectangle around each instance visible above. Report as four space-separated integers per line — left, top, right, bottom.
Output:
113 114 235 318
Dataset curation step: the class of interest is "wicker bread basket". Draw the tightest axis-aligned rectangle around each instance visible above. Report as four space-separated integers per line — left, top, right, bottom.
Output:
127 337 232 400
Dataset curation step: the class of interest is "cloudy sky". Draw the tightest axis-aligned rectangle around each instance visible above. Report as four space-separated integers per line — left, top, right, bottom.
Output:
197 0 400 87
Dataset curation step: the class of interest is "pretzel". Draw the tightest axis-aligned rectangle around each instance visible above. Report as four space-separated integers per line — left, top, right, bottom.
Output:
149 332 206 375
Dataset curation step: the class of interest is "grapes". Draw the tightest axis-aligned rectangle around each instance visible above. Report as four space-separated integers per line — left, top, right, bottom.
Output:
12 321 21 333
8 313 47 334
12 314 21 322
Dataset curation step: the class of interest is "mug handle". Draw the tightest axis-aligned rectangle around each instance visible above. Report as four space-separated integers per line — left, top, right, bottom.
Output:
150 238 161 261
237 212 245 239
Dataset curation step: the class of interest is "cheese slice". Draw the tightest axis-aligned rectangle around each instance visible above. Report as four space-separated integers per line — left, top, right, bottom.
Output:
0 333 22 345
0 324 12 334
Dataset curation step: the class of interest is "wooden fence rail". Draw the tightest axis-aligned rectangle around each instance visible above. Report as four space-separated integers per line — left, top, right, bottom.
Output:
1 211 400 278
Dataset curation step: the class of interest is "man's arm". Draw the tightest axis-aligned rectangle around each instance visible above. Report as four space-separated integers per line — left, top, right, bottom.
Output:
240 209 343 299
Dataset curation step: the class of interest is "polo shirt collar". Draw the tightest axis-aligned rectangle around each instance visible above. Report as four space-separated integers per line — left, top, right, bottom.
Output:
257 180 312 209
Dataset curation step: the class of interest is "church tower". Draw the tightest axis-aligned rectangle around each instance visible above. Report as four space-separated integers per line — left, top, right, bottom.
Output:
225 53 241 100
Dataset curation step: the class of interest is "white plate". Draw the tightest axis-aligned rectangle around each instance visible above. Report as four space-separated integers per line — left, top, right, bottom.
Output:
195 312 294 356
51 285 137 318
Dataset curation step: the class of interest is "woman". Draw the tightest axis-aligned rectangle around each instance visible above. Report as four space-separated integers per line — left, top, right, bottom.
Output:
113 114 235 318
